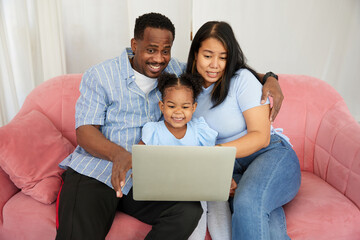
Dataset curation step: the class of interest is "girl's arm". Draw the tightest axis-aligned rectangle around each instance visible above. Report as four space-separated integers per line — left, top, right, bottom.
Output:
219 104 271 158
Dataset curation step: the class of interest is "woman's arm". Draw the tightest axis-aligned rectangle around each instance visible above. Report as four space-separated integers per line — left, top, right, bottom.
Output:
219 104 271 158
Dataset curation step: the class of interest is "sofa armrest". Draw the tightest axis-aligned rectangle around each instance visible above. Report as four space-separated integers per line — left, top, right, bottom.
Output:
314 100 360 209
0 168 19 225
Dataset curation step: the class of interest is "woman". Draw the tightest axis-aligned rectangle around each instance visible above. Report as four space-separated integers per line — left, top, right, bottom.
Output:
187 21 301 240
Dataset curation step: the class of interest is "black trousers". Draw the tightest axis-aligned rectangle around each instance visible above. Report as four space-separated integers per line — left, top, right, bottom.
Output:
56 168 202 240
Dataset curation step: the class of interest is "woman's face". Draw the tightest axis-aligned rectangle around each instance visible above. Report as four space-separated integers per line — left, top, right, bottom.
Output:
195 38 227 88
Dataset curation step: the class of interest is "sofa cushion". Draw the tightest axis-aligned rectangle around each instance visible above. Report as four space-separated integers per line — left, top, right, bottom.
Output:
2 192 152 240
1 192 56 239
0 110 75 204
284 171 360 240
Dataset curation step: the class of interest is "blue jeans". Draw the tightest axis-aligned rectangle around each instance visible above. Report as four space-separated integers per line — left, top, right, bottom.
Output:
230 134 301 240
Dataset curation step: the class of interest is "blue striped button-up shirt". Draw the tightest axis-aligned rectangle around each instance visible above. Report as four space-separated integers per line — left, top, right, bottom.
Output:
59 48 186 194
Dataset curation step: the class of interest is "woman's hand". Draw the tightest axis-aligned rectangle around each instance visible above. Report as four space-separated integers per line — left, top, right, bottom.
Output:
230 178 237 197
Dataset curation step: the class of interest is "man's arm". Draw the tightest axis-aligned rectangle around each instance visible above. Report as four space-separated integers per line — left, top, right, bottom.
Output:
257 72 284 122
76 125 131 198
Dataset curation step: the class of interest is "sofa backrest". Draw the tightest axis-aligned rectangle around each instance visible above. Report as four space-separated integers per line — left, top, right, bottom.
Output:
274 74 360 208
273 74 343 172
15 74 82 147
18 73 356 172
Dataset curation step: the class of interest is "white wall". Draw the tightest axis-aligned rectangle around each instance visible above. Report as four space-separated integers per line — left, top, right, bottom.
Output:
62 0 192 73
192 0 360 121
62 0 130 73
61 0 360 121
126 0 192 63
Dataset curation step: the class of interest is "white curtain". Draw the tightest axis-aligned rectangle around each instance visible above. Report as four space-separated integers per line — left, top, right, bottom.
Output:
0 0 66 126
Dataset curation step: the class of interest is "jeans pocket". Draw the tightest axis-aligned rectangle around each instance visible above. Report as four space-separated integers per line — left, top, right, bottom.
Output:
270 135 292 150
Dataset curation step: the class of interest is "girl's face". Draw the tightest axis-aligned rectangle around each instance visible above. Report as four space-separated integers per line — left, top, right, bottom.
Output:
159 86 197 136
195 38 227 88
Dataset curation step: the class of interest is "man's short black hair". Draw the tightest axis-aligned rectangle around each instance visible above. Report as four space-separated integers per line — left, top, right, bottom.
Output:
134 12 175 41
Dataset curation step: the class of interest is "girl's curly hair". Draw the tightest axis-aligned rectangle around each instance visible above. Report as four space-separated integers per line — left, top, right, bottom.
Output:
157 72 203 102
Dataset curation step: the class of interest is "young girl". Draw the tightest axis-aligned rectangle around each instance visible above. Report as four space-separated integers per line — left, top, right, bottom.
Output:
140 72 232 240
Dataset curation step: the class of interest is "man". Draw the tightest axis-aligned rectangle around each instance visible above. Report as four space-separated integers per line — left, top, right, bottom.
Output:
56 12 283 240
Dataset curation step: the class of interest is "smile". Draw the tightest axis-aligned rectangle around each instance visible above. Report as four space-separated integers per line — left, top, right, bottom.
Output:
172 117 184 122
148 63 163 72
207 71 219 78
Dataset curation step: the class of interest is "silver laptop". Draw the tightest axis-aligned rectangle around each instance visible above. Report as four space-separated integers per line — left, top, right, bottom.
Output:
132 145 236 201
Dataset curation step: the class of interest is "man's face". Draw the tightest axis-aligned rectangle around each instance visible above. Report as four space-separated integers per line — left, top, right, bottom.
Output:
131 27 173 78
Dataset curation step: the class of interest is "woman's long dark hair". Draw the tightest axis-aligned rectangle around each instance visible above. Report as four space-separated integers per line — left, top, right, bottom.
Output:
186 21 259 108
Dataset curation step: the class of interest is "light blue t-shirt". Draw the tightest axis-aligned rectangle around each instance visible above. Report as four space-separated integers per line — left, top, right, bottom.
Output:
141 117 218 146
194 68 273 145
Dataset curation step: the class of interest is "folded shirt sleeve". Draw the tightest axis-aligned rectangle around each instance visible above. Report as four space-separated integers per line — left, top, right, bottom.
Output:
141 121 158 145
193 117 218 146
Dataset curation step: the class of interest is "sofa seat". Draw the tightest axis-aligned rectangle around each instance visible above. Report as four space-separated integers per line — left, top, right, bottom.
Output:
3 171 359 240
1 189 208 240
2 190 153 240
285 171 360 239
2 192 56 239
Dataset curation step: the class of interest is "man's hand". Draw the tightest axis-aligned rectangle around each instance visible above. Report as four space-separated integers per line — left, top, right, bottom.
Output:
111 150 132 198
261 76 284 122
229 178 237 197
76 125 133 198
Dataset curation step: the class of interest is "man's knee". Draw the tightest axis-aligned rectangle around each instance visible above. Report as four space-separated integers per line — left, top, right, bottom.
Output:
186 201 203 219
176 202 203 231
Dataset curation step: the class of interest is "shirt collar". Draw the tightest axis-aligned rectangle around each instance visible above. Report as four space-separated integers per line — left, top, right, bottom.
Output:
119 48 136 83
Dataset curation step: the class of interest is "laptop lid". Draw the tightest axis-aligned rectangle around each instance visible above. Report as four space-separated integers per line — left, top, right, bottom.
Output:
132 145 236 201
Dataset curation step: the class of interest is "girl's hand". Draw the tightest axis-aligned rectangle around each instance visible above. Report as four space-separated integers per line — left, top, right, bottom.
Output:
229 178 237 197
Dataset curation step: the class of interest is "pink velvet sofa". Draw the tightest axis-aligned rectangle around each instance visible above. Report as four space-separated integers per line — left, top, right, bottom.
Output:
0 74 359 240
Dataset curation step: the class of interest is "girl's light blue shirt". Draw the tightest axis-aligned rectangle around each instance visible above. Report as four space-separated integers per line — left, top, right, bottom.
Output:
141 117 218 146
